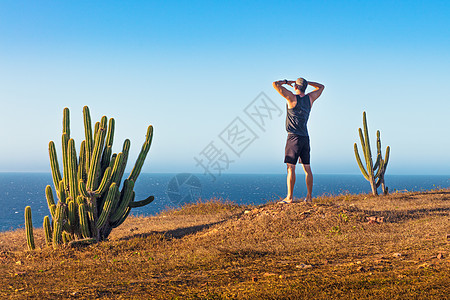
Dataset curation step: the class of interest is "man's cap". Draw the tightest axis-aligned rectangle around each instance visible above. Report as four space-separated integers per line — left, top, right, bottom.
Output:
296 78 308 90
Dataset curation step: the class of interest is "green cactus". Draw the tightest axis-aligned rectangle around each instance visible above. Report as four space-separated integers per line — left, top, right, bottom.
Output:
52 202 65 249
354 111 390 195
43 215 52 246
78 203 91 239
24 106 155 249
25 206 35 250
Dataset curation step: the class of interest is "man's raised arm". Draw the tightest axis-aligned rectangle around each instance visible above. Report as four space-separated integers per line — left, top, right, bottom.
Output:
273 80 296 102
307 81 325 105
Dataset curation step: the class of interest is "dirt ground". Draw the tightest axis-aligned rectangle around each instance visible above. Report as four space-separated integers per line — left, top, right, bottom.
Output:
1 190 449 299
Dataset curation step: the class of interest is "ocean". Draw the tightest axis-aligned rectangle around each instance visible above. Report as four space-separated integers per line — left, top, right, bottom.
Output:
1 172 449 232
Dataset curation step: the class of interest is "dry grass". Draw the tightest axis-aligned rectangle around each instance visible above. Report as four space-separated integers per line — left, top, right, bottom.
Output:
0 192 449 299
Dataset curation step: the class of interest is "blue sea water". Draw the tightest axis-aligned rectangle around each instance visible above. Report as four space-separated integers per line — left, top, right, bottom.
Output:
1 172 449 232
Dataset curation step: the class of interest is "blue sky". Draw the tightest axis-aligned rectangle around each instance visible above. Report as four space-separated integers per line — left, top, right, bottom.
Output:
0 0 449 175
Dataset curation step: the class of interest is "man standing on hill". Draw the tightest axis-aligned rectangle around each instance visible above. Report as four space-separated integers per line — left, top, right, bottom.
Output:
273 77 324 203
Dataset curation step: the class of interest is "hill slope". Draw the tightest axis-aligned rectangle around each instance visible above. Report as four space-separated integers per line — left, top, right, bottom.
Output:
1 190 449 299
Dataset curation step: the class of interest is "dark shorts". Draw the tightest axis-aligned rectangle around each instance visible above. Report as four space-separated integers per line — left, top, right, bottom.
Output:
284 134 310 165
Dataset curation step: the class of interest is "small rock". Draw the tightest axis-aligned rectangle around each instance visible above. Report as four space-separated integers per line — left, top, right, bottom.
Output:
357 266 366 272
367 216 384 224
251 277 258 282
279 275 285 279
15 261 23 265
437 253 444 259
263 272 276 277
244 210 251 214
393 253 402 258
418 262 431 269
296 263 313 269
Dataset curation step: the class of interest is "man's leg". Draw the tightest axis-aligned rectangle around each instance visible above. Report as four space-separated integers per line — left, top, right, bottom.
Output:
283 163 296 203
302 164 313 202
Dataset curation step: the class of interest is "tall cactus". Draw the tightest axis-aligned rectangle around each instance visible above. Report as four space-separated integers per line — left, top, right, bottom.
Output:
25 106 155 248
354 111 390 195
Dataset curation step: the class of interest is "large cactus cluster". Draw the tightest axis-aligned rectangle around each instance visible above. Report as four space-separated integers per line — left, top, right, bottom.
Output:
354 111 390 196
26 106 154 249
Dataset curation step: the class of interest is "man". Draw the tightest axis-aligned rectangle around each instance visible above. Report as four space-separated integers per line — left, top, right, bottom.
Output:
273 77 324 203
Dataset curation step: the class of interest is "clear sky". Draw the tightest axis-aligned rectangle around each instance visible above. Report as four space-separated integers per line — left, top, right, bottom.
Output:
1 0 449 175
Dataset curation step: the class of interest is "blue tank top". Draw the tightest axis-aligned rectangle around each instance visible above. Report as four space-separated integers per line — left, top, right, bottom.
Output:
285 94 311 136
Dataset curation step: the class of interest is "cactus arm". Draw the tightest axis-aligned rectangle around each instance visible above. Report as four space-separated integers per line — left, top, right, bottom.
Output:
376 171 383 188
94 121 100 141
49 141 62 193
373 130 382 171
25 206 35 250
78 179 89 198
62 133 70 192
109 153 117 169
52 203 66 249
43 216 52 246
96 183 119 229
374 159 383 179
78 140 86 183
45 185 56 213
375 147 390 185
354 143 370 181
128 125 153 182
49 204 56 220
105 118 115 147
384 146 390 169
68 200 77 234
362 112 374 179
111 206 131 228
93 167 112 196
115 140 130 186
110 152 124 184
68 139 78 199
78 203 91 238
86 201 96 235
129 195 155 208
100 118 114 173
63 107 70 137
110 179 135 222
58 180 67 203
373 153 381 171
358 127 373 179
87 116 107 191
100 146 112 174
83 106 93 172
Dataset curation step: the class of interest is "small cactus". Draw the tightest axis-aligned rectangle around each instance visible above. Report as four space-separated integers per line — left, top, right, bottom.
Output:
25 206 35 250
354 111 390 195
43 216 52 246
